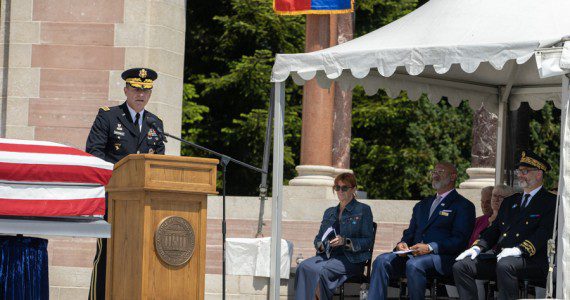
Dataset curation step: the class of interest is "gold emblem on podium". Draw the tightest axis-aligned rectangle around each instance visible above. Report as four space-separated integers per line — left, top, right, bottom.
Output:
154 216 195 266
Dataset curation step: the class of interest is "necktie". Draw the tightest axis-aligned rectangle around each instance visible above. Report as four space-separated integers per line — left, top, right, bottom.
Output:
134 113 141 135
521 194 530 208
429 195 443 218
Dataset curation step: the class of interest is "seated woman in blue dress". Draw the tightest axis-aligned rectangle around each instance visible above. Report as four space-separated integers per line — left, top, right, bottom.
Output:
294 172 375 300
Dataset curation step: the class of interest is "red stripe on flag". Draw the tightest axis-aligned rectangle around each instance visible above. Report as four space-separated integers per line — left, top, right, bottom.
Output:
0 198 105 216
0 162 113 185
275 0 311 11
0 142 92 156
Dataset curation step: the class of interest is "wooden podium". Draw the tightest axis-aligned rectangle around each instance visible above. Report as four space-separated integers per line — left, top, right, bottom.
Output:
105 154 218 299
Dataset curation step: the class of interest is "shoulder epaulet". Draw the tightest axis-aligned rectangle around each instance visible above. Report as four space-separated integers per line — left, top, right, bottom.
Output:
100 106 110 112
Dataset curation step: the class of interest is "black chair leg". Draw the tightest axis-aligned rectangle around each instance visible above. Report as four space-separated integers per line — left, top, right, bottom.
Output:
431 278 438 300
485 282 494 300
522 280 529 299
340 283 345 300
399 280 407 300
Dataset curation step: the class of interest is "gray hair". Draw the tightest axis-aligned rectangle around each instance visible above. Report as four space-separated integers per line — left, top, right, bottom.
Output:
493 184 515 197
482 186 494 194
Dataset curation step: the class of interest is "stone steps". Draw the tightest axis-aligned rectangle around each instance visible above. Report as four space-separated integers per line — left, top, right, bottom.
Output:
49 266 91 300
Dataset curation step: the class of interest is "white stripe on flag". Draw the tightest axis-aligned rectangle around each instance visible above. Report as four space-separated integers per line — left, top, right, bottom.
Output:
0 183 105 200
0 180 100 186
0 151 114 170
0 138 67 147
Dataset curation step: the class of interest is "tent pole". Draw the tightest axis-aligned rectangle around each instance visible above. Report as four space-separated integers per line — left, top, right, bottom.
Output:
554 75 570 298
269 81 285 300
495 97 507 185
495 62 518 185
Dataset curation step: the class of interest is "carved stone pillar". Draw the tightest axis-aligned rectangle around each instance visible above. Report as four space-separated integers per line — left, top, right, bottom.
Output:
459 105 498 189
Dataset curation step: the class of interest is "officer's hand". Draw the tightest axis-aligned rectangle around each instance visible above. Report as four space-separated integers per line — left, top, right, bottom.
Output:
455 246 481 261
497 247 522 261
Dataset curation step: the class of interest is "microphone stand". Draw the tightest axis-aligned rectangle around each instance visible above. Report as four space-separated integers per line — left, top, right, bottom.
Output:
162 131 266 300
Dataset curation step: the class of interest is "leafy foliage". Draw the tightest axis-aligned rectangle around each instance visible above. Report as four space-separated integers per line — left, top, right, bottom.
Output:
529 102 561 191
355 0 417 36
351 89 473 199
184 0 305 194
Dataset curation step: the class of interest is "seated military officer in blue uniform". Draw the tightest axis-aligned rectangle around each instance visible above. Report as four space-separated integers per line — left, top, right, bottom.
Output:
368 162 475 300
453 151 556 300
85 67 166 300
294 172 374 300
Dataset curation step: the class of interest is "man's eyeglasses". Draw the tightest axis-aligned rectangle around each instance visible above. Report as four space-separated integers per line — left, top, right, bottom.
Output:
334 185 353 192
429 170 447 176
514 168 538 176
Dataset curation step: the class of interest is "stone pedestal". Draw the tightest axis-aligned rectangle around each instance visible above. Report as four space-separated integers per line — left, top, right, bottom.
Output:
289 166 354 187
456 188 484 216
459 168 496 189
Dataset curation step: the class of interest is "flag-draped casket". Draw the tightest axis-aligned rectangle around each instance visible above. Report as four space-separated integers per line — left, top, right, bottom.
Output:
0 138 113 216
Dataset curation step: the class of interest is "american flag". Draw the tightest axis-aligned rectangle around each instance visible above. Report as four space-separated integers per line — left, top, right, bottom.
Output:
0 138 113 216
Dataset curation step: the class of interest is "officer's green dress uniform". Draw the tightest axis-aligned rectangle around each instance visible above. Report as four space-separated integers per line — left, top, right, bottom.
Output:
453 151 556 300
86 68 165 300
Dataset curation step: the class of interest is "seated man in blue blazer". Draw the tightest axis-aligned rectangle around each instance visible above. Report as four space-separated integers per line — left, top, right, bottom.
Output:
368 162 476 300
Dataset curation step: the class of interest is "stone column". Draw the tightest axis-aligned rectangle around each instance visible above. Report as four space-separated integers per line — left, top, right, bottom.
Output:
290 14 355 186
289 15 336 186
332 13 354 174
459 105 498 189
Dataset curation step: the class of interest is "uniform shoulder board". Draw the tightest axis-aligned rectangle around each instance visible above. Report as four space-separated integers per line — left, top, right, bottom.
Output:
100 106 110 112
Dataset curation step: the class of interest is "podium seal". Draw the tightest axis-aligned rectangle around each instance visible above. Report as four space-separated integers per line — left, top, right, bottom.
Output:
155 216 195 266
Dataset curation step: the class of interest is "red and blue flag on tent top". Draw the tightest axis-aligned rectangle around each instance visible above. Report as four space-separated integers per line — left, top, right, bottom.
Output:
273 0 353 15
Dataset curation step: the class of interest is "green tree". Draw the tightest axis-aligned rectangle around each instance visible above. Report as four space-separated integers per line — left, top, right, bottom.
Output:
351 89 473 199
355 0 417 36
184 0 305 195
529 102 561 190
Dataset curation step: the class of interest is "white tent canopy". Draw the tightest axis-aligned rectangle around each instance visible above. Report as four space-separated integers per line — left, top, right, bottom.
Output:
271 0 570 112
267 0 570 299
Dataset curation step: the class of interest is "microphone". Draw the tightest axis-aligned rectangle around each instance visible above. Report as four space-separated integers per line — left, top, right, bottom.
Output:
146 117 167 143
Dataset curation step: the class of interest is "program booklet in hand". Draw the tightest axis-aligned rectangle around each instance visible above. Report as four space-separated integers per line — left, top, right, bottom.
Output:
321 227 337 258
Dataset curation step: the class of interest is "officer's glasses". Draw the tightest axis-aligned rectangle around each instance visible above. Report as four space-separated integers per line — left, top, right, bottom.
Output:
334 185 353 192
514 168 538 176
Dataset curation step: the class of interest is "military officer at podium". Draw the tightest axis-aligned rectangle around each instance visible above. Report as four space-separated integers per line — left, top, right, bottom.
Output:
86 67 166 300
453 150 556 300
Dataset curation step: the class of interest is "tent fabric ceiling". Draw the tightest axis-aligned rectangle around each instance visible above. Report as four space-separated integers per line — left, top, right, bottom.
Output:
271 0 570 111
